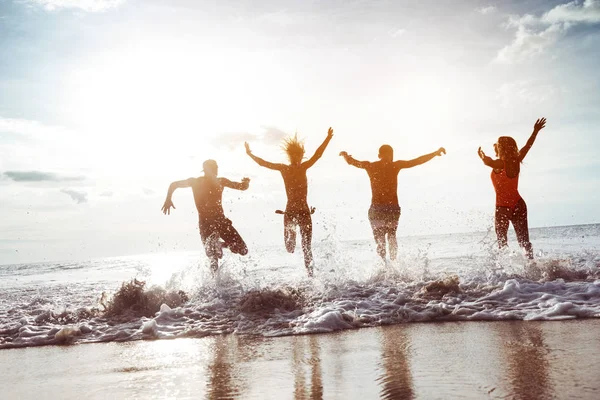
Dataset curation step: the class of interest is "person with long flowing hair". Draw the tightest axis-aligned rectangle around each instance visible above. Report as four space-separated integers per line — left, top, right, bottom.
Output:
245 128 334 276
478 118 547 259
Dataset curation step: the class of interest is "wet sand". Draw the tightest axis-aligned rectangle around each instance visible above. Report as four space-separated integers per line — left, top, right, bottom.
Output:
2 319 599 399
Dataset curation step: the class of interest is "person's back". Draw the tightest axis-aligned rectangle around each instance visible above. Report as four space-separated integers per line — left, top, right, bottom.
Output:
245 128 334 275
161 159 251 271
478 118 547 259
190 176 225 219
280 164 309 211
340 144 445 260
365 160 401 207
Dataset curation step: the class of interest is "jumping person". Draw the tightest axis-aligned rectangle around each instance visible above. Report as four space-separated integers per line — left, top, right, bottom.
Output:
161 159 250 272
244 127 334 276
340 145 446 261
478 118 547 259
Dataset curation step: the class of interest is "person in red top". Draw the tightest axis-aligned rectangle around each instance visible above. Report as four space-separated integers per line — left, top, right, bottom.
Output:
478 118 547 259
245 128 334 276
161 159 250 272
340 144 446 261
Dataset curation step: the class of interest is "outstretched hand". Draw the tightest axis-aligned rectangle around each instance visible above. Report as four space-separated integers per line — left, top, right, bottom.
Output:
436 147 446 156
477 147 486 160
339 151 348 158
533 117 546 133
161 199 175 215
327 127 334 138
244 142 252 155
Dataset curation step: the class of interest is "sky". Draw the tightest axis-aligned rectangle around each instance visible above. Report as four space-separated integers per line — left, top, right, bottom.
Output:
1 0 599 264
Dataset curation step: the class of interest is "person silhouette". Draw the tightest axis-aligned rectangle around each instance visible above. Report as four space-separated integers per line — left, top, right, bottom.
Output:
161 159 250 272
340 145 445 261
245 128 334 276
478 118 547 259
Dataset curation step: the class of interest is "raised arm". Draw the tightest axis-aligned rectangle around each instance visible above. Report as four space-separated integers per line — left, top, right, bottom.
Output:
161 178 193 215
302 127 334 169
221 177 250 191
245 142 284 171
395 147 446 169
477 147 504 169
339 151 370 169
519 117 546 162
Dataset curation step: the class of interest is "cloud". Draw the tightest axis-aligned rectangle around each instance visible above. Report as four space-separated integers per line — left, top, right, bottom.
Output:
496 0 600 63
496 80 560 107
543 0 600 23
0 116 71 140
142 188 155 196
389 28 406 38
261 126 288 144
100 191 114 197
478 6 497 15
61 189 87 204
212 126 289 150
496 23 568 63
3 170 85 182
24 0 126 12
212 132 258 150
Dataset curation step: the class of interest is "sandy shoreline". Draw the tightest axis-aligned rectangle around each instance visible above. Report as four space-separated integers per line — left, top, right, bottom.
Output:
2 319 599 399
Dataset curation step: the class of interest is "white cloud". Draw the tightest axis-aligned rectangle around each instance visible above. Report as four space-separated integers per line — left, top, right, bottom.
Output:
61 189 87 204
543 0 600 24
478 6 497 15
496 80 559 107
389 28 406 38
496 0 600 63
25 0 125 12
0 116 71 139
495 23 567 63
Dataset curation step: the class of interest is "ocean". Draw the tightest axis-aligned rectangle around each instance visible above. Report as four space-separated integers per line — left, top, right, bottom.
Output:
1 224 599 349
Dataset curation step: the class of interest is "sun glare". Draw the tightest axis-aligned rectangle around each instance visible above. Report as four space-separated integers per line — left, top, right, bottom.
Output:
63 40 271 176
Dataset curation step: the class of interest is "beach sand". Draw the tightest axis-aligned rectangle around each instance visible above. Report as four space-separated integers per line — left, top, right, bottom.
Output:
2 319 599 399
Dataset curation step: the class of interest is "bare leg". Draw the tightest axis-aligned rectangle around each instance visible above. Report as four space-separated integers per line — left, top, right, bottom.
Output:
299 213 314 276
387 210 401 261
387 230 398 261
284 214 297 254
368 208 387 260
372 227 387 260
512 199 534 259
495 206 511 249
209 257 219 273
218 218 248 256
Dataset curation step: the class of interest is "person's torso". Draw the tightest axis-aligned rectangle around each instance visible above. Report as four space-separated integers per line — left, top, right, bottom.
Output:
191 177 225 218
491 161 521 208
280 164 309 211
366 161 400 207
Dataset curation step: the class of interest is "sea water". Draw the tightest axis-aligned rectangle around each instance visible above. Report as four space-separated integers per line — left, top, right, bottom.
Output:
0 224 598 349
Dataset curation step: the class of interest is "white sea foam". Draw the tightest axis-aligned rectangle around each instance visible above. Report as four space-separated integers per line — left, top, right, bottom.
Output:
0 225 599 349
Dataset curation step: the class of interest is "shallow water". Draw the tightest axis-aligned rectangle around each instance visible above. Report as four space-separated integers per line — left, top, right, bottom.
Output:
0 224 599 349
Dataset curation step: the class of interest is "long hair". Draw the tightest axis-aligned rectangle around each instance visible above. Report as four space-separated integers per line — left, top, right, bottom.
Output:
282 133 305 164
497 136 520 162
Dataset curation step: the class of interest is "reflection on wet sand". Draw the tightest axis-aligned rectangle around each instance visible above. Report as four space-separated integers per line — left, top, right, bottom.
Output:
292 335 323 399
207 335 246 399
376 325 414 400
500 322 552 400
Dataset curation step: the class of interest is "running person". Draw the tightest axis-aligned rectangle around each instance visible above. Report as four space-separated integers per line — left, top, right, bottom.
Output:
245 127 334 276
478 117 547 259
340 145 445 261
161 159 250 272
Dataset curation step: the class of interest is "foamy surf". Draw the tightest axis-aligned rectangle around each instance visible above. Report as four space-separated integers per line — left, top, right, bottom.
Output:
1 251 599 349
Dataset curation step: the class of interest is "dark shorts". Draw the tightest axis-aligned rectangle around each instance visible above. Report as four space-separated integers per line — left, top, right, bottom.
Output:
199 216 248 256
368 205 401 231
